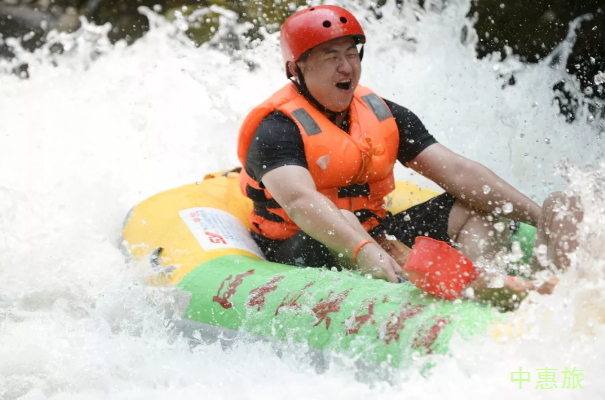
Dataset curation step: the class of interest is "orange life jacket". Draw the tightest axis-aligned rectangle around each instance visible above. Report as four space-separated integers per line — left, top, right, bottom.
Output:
237 83 399 241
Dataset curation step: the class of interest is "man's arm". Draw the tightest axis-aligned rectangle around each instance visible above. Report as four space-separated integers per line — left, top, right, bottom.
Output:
408 144 541 225
382 99 539 224
261 165 402 282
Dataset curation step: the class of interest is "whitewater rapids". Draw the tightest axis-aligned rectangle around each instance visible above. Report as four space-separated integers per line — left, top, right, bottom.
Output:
1 1 604 399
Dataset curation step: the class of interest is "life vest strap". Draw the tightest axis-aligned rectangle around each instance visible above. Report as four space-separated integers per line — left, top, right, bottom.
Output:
253 204 286 223
352 209 382 224
337 183 370 198
246 184 281 208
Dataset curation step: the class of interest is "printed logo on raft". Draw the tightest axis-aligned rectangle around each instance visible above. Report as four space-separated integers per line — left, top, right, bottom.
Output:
179 207 265 258
205 231 227 244
511 367 584 389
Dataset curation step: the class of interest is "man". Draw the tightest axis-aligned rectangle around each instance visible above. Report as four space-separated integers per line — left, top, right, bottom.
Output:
237 5 567 303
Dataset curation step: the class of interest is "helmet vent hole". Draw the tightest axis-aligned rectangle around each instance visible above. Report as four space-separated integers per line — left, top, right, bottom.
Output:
340 17 347 23
323 20 331 28
310 7 315 11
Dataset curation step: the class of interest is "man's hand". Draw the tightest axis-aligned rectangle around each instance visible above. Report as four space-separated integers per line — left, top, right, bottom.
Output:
355 242 403 283
375 235 413 266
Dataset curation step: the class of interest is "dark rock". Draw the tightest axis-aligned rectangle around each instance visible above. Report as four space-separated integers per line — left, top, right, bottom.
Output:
469 0 605 120
1 0 603 122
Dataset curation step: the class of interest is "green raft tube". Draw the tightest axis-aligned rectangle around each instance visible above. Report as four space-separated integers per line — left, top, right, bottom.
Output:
121 171 537 369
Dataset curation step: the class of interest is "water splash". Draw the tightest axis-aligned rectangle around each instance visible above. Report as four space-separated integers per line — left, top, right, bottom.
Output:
0 1 604 399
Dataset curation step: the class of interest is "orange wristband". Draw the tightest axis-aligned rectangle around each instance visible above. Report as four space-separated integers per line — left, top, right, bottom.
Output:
352 239 373 263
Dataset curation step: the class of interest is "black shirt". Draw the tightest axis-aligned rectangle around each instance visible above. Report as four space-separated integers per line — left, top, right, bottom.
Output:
245 98 437 183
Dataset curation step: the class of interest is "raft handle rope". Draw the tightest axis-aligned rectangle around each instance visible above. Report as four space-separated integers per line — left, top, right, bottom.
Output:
150 247 176 275
222 166 242 177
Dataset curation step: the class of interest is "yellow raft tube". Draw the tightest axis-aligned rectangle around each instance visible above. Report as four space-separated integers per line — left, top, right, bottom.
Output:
122 169 439 285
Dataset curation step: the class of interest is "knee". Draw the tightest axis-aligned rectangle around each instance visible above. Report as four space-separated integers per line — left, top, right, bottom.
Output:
452 200 493 225
542 191 583 226
542 191 564 211
542 191 583 210
448 200 499 240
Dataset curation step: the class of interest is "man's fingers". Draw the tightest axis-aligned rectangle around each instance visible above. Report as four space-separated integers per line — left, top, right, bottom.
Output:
385 268 399 283
387 259 403 283
382 239 412 266
391 258 403 274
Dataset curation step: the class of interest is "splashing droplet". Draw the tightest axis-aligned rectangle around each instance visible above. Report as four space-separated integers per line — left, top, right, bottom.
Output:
482 185 491 194
502 202 513 214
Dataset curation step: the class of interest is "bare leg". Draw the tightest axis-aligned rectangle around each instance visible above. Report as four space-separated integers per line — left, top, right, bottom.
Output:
532 192 583 271
447 199 511 264
343 202 526 302
445 200 532 305
341 204 512 272
447 200 561 307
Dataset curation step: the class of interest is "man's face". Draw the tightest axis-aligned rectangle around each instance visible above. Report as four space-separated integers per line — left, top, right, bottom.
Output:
294 37 361 113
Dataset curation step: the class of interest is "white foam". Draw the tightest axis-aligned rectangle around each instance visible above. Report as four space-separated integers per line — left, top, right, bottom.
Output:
1 1 604 398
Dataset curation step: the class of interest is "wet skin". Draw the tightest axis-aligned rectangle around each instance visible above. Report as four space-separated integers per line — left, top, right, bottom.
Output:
288 36 361 117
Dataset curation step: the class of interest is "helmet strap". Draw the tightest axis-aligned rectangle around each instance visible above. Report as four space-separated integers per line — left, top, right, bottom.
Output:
291 64 346 122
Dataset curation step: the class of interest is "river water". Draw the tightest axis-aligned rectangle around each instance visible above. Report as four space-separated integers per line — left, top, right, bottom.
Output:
1 1 604 399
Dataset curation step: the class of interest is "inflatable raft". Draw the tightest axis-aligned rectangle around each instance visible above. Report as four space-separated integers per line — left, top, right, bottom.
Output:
121 170 537 368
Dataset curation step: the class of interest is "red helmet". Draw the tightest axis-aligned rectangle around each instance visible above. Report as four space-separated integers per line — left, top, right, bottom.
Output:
280 5 366 78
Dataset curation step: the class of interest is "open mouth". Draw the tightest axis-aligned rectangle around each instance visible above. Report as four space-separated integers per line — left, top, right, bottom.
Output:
335 80 352 91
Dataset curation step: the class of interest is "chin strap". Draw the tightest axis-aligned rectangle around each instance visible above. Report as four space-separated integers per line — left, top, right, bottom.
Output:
291 65 347 123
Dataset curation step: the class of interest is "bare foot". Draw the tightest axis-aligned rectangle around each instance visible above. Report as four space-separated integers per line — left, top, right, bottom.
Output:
526 277 559 295
467 275 559 309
